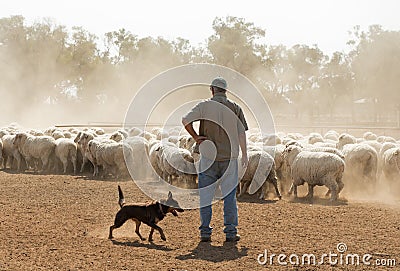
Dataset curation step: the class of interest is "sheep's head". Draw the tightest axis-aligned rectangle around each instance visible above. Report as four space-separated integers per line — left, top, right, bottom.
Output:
13 133 27 146
282 145 302 165
74 132 82 143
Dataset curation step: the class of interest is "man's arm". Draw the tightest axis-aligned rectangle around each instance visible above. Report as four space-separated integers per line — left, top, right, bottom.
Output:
239 131 248 168
182 119 207 145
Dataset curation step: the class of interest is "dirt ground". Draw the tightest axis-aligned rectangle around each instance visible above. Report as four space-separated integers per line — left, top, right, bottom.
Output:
1 171 400 271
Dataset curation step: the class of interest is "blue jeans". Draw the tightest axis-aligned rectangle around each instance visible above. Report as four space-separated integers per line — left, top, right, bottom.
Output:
198 158 238 238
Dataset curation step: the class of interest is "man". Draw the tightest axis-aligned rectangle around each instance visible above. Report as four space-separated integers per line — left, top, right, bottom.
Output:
182 77 248 242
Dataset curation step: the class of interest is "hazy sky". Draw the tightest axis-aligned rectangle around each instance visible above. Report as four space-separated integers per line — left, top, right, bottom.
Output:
1 0 399 55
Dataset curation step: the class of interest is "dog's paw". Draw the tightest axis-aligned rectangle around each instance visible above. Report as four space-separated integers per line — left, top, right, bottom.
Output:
161 236 167 241
141 237 146 241
108 235 113 240
148 238 153 242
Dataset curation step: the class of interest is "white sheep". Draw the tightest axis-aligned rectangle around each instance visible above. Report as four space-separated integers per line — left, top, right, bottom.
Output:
13 133 56 172
110 131 126 142
124 136 150 179
363 132 377 141
238 150 281 200
308 132 324 145
75 131 95 172
159 144 197 188
55 138 77 174
52 131 65 140
337 133 356 150
128 127 142 137
324 130 339 141
283 145 345 202
90 140 133 178
148 141 164 179
382 147 400 182
340 143 378 185
1 134 23 170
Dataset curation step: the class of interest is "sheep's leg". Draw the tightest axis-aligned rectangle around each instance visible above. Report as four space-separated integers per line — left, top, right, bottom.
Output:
337 181 344 195
80 156 87 173
3 155 8 169
270 177 282 199
305 184 314 200
40 156 50 173
72 157 77 175
239 181 250 197
328 181 338 202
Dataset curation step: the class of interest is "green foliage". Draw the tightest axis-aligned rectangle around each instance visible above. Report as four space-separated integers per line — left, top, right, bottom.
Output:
1 15 400 123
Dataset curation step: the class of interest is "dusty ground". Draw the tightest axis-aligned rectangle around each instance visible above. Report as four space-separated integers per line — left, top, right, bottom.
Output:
1 171 400 271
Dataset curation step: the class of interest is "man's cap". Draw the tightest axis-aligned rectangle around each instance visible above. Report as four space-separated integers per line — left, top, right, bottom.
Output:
210 77 227 90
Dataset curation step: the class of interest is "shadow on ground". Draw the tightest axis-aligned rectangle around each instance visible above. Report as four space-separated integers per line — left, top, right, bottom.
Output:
176 241 248 262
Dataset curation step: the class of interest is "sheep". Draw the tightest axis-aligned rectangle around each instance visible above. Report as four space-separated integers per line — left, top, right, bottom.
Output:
340 143 378 186
337 133 357 149
363 132 377 141
52 131 65 140
13 133 56 172
308 132 324 145
128 127 142 137
89 140 133 178
54 138 77 174
262 134 282 146
110 131 125 142
381 147 400 182
303 146 345 160
75 131 95 172
377 136 396 144
238 150 281 200
1 135 23 170
324 130 339 141
263 144 291 193
0 129 9 138
124 136 150 179
159 144 197 188
283 145 345 202
148 141 164 179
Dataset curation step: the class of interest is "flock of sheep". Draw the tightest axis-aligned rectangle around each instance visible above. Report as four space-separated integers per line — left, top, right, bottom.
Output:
1 123 400 202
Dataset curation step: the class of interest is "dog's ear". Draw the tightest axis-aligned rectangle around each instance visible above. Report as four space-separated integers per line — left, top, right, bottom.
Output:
168 191 172 199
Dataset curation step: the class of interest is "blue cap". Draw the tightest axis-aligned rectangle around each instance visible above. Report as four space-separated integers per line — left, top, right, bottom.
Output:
211 77 227 90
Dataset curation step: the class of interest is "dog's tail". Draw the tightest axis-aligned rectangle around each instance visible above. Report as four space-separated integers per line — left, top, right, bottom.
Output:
118 185 125 208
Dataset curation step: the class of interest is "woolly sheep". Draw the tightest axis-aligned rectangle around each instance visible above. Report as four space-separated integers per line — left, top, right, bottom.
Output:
337 133 357 149
89 140 133 178
363 132 377 141
55 138 77 174
13 133 56 172
283 145 345 202
124 136 150 179
159 144 197 188
308 133 324 145
238 150 281 200
52 131 65 140
324 130 339 141
377 136 396 144
382 147 400 182
110 131 125 142
341 143 378 184
1 135 23 170
129 127 142 137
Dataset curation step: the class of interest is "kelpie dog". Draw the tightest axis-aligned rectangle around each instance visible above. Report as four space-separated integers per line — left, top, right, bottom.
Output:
109 186 184 241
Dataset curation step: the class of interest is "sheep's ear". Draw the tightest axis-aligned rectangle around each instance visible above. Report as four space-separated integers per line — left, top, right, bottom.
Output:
168 191 172 199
